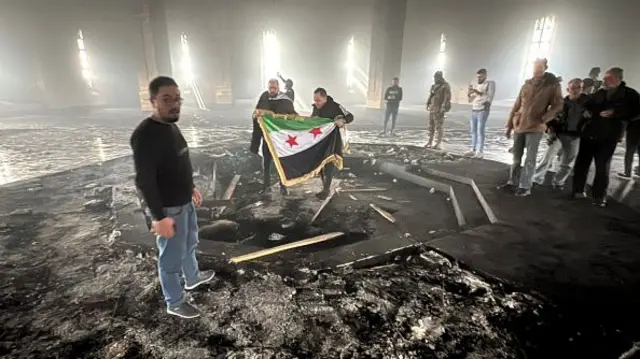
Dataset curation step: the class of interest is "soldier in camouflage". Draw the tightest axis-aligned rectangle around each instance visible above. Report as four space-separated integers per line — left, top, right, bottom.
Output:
426 71 452 149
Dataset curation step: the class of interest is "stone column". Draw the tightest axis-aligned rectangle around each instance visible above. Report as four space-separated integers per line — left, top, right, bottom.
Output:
366 0 407 109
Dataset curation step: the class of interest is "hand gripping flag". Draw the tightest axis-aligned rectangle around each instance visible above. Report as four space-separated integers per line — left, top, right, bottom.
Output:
257 111 348 186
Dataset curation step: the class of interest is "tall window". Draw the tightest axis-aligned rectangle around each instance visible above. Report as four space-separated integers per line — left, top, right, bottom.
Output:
524 15 556 79
346 36 355 90
436 32 446 72
76 30 93 88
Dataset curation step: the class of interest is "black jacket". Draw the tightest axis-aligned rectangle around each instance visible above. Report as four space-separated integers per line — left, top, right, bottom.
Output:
250 91 297 153
547 94 590 136
582 82 640 141
311 96 354 124
384 85 403 107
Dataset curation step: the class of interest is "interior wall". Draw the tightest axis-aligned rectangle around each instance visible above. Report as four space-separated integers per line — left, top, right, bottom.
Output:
401 0 640 104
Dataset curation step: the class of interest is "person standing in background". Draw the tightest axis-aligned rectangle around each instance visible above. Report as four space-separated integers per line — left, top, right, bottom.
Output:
619 113 640 179
532 78 588 190
426 71 451 150
572 67 640 207
277 72 295 102
381 77 403 136
587 67 603 94
498 58 564 197
130 76 215 319
465 68 496 158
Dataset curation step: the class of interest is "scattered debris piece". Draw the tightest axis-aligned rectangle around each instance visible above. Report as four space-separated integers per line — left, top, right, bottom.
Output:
340 187 387 193
376 195 393 201
230 232 344 263
369 203 396 223
269 233 286 241
430 188 436 194
222 175 241 200
349 195 358 201
311 189 336 225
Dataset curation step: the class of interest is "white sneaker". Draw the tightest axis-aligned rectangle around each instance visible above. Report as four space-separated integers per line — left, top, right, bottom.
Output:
464 150 476 157
474 152 484 159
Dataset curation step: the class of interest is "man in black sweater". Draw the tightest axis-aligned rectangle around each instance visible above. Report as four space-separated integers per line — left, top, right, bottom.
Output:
381 77 403 136
572 67 640 207
311 87 354 199
130 76 215 319
250 78 297 195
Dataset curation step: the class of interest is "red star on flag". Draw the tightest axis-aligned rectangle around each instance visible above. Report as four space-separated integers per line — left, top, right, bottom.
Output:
309 127 322 139
285 135 298 148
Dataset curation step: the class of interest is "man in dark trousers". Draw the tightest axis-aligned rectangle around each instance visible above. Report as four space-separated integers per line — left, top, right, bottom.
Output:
250 78 297 195
618 113 640 179
572 67 640 207
130 76 215 319
311 87 354 199
381 77 403 136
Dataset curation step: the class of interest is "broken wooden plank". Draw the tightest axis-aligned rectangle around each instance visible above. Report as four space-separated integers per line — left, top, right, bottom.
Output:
339 187 387 193
369 203 396 223
222 175 241 200
310 188 337 225
230 232 345 263
376 195 393 201
348 195 358 201
211 161 217 198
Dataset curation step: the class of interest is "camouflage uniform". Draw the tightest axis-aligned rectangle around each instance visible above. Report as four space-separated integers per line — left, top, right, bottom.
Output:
426 81 452 148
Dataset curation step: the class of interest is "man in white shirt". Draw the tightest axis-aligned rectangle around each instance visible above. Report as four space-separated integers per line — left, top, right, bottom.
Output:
466 68 496 158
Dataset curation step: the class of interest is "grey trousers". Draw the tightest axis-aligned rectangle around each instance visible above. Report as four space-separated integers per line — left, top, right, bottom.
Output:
532 134 580 186
508 132 543 190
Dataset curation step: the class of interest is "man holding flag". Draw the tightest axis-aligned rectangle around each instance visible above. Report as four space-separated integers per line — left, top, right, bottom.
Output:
254 87 352 200
311 88 353 199
250 78 297 195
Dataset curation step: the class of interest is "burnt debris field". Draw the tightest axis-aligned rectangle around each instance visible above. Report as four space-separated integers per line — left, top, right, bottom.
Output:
0 143 638 358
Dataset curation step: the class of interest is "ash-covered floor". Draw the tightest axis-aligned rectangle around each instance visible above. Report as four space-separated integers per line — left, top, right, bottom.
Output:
1 108 639 359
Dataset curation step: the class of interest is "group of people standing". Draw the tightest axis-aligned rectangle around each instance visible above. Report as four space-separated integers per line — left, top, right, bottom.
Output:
250 78 353 200
499 60 640 207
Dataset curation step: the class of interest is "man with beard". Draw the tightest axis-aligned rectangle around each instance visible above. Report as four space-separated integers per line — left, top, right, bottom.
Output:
381 77 403 136
466 68 496 158
426 71 451 150
250 78 297 195
311 87 353 200
130 76 215 319
277 72 295 102
572 67 640 207
532 78 588 190
499 58 564 197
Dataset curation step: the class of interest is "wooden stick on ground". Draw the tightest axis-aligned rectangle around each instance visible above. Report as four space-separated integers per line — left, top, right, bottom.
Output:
222 175 241 200
218 174 241 215
339 187 387 193
310 188 336 225
230 232 345 263
211 161 217 198
369 203 396 223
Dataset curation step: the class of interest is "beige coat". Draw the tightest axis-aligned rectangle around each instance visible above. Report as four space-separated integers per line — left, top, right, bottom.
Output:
506 72 564 133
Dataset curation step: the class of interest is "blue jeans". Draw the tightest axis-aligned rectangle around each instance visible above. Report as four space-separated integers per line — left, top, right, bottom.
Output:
384 105 399 132
155 202 201 307
470 110 489 152
509 132 543 190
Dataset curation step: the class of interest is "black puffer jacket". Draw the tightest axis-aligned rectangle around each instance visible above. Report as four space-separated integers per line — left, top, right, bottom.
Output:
250 92 297 153
311 96 354 123
547 94 590 136
582 82 640 141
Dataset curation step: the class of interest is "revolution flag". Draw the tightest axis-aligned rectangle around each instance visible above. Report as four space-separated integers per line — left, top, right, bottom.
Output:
257 111 347 186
